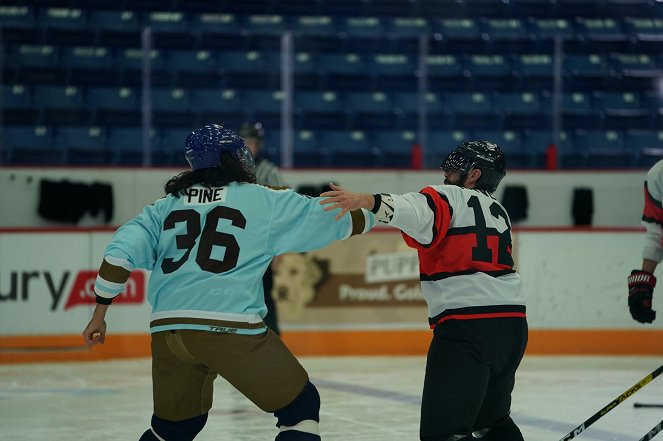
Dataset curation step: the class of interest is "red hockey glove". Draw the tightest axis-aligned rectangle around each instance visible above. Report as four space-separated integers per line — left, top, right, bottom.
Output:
628 270 657 324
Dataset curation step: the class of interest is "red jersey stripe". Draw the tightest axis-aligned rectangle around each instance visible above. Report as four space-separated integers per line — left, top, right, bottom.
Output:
431 311 527 328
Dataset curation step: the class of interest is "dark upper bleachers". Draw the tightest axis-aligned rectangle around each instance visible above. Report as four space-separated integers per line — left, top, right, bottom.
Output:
1 1 661 168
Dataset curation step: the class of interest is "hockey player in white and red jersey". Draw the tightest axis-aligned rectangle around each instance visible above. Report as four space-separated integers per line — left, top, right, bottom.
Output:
628 159 663 324
321 141 527 441
82 124 374 441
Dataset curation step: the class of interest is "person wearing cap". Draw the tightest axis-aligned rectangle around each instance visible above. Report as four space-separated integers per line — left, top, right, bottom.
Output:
240 122 286 334
82 124 375 441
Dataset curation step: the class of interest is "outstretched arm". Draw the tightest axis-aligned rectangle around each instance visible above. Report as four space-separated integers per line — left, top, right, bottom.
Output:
320 183 375 220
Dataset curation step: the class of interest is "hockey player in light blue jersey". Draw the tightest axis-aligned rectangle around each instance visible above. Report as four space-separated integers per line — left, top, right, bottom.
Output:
82 124 374 441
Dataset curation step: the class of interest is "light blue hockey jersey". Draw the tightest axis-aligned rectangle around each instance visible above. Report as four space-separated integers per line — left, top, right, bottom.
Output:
94 182 374 334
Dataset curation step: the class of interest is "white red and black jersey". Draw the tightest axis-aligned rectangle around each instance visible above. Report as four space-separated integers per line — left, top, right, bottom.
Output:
642 159 663 263
384 184 526 328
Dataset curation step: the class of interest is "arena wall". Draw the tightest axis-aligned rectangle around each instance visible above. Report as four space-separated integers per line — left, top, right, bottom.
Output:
0 167 659 362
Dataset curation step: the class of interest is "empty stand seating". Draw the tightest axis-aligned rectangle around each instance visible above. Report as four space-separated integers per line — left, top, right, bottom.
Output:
0 2 660 168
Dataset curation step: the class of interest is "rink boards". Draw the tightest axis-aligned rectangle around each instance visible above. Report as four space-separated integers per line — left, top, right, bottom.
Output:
0 227 661 362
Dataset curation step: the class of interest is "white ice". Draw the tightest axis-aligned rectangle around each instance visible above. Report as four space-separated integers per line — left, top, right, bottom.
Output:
1 355 661 440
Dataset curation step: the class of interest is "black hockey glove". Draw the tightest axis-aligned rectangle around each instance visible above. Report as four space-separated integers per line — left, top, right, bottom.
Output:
627 270 656 324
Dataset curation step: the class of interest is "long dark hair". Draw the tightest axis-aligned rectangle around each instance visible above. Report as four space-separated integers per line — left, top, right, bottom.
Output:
164 152 257 197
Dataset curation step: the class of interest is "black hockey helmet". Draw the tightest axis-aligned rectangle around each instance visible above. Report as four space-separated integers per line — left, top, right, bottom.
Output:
239 121 265 140
440 141 506 193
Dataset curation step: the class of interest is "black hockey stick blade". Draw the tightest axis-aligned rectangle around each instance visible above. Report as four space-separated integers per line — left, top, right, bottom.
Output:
634 403 663 409
638 419 663 441
559 364 663 441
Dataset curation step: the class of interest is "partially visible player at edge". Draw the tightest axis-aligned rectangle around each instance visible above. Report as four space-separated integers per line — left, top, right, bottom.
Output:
320 141 528 441
627 159 663 324
82 124 375 441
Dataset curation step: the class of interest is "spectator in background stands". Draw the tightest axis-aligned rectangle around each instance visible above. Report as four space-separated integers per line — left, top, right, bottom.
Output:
240 122 286 335
627 159 663 324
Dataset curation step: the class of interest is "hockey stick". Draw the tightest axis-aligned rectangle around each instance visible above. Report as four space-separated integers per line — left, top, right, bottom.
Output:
635 403 663 409
637 419 663 441
559 364 663 441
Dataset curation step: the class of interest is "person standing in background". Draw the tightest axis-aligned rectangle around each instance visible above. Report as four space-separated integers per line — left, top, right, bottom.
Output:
320 141 527 441
240 122 285 334
627 159 663 324
82 124 374 441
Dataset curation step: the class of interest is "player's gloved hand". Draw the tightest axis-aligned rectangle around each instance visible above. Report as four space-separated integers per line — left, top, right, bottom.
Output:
628 270 657 324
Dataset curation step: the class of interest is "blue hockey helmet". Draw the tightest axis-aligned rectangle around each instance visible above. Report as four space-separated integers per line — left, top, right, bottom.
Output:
440 140 506 193
184 124 255 171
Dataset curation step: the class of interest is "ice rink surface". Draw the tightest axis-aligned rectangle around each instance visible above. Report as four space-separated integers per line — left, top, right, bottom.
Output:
1 355 662 440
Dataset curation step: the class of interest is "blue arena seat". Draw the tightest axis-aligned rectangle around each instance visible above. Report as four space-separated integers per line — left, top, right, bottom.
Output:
575 17 625 40
0 5 33 26
86 86 139 125
1 84 32 109
553 131 587 169
345 91 394 115
563 53 609 78
526 18 574 40
592 91 642 111
427 130 471 157
86 86 139 112
116 48 166 72
521 130 555 167
338 16 384 37
513 54 554 78
492 92 542 116
54 126 110 164
386 17 429 37
541 91 594 120
368 53 415 77
88 9 140 31
151 88 190 113
144 10 189 32
317 52 367 76
608 52 657 74
189 88 242 114
243 90 283 115
621 17 663 39
392 91 445 116
426 54 463 78
318 130 377 167
575 129 631 168
481 18 528 40
3 125 59 164
107 127 158 165
293 129 329 167
61 46 113 70
11 44 59 68
33 85 84 109
463 54 511 78
218 51 267 75
295 90 343 114
192 12 240 34
291 15 338 36
244 14 288 35
294 52 317 75
167 49 219 74
626 130 663 167
443 92 492 116
37 7 86 29
371 130 417 168
432 18 481 39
